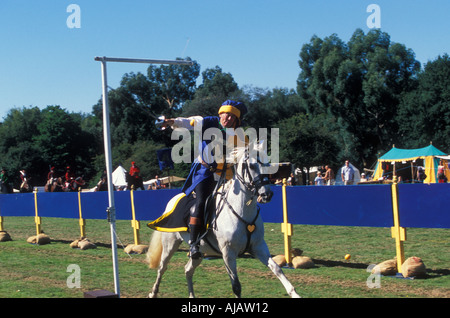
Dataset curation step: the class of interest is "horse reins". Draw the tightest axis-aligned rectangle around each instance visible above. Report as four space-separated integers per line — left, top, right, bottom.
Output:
206 153 269 255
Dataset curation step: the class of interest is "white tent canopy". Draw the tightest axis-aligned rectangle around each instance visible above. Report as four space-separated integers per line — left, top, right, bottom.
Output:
112 165 127 187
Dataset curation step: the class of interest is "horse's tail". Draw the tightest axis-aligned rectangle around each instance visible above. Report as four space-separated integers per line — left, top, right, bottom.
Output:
146 231 162 269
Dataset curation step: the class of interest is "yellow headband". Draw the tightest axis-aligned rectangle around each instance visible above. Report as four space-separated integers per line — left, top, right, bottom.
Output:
218 105 241 119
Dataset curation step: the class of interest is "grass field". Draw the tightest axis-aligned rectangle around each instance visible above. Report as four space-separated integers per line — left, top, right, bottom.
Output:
0 216 448 298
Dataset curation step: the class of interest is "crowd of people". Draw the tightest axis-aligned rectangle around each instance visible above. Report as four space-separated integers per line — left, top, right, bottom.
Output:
95 161 165 192
46 166 86 192
0 162 167 194
311 161 353 186
272 161 357 186
282 157 449 186
0 165 89 194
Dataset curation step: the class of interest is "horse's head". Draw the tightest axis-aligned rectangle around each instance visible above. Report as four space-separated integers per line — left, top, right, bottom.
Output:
230 142 273 204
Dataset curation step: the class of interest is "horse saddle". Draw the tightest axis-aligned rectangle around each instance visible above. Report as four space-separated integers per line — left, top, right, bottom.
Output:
147 192 217 233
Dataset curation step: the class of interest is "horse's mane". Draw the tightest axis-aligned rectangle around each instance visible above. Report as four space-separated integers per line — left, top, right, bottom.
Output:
227 142 265 165
228 146 248 164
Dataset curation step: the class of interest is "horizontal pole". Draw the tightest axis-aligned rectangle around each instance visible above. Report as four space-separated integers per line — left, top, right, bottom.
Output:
94 56 193 65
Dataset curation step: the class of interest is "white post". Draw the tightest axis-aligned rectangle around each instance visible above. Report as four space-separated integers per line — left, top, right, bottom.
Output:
95 56 193 298
99 58 121 297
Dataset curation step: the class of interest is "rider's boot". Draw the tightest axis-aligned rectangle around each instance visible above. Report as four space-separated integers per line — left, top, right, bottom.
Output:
188 217 202 259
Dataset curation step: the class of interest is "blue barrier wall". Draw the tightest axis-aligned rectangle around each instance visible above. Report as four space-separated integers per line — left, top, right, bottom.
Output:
0 184 449 229
259 185 394 227
0 190 180 221
397 183 449 228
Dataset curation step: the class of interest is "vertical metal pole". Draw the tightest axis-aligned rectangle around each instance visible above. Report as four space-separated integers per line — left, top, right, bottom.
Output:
100 58 120 297
94 55 192 296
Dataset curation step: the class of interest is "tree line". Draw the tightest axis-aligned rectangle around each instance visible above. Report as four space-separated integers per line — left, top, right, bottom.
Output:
1 28 449 188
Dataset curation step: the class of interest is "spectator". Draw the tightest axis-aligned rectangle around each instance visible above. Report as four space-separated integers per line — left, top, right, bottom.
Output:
314 171 324 185
148 175 163 190
341 160 355 185
287 173 296 186
360 173 368 182
323 165 335 185
437 160 447 183
416 166 427 183
154 175 162 189
95 170 108 191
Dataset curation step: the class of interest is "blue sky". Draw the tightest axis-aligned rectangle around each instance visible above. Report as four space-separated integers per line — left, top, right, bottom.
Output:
0 0 449 120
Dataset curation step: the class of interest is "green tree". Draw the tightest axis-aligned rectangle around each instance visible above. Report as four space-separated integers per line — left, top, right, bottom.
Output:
243 86 305 129
181 66 239 117
34 106 98 182
0 106 98 186
297 29 420 167
92 86 159 146
34 106 80 167
0 107 42 187
397 54 450 151
278 113 339 184
0 107 41 150
145 57 200 115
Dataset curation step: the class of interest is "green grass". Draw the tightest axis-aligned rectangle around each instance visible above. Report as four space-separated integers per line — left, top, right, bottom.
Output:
0 217 448 298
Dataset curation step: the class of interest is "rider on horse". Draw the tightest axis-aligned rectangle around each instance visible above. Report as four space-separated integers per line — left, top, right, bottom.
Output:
67 176 86 192
162 100 248 259
129 161 145 190
47 166 56 182
0 168 12 193
19 169 32 192
65 166 74 188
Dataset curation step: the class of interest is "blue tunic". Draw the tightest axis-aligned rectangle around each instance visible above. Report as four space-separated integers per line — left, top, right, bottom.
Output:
181 116 223 195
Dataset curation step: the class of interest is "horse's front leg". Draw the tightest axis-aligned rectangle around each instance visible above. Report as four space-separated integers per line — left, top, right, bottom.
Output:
222 248 241 298
252 241 301 298
185 257 202 298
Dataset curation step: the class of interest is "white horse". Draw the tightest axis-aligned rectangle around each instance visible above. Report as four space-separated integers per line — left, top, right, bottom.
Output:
146 144 300 298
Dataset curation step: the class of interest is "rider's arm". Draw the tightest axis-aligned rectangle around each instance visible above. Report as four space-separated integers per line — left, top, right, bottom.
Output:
165 116 203 130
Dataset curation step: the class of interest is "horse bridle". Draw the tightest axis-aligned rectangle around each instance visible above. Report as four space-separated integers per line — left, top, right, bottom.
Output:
234 152 270 195
206 151 271 255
